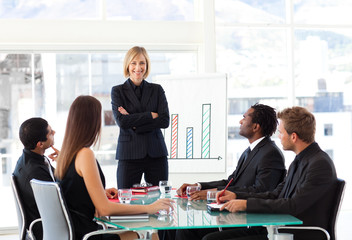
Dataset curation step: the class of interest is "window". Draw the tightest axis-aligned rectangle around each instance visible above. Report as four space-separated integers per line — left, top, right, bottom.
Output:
0 51 197 186
0 0 195 20
216 0 352 212
106 0 195 20
295 29 352 113
294 0 352 25
325 149 334 160
0 0 99 19
324 124 333 136
217 28 289 106
215 0 286 24
1 148 7 174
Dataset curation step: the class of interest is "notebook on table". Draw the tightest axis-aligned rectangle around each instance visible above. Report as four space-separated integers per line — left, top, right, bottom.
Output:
108 213 149 222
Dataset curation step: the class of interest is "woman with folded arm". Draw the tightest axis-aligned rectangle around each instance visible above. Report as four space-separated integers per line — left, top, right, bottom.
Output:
55 95 173 240
111 46 170 189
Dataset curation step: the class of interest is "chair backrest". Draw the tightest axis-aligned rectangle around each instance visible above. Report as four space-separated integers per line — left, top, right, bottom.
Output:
11 174 27 240
30 179 74 240
328 178 346 240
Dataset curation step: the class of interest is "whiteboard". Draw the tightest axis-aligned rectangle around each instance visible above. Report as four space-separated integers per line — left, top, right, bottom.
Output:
153 73 227 173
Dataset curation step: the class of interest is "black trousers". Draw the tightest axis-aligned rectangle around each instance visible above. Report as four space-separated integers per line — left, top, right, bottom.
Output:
116 156 168 188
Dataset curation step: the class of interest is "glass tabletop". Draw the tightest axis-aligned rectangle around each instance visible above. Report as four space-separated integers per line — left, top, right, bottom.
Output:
97 190 302 231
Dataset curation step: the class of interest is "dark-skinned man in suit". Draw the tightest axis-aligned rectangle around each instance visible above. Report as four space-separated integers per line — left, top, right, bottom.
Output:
173 103 286 240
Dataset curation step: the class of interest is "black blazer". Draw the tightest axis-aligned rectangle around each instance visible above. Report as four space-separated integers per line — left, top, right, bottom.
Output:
239 142 337 239
199 137 286 193
13 149 55 240
111 79 169 160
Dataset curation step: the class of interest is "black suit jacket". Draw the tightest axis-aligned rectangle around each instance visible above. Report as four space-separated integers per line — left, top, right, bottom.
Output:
111 79 169 160
13 149 55 240
238 142 337 240
199 137 286 193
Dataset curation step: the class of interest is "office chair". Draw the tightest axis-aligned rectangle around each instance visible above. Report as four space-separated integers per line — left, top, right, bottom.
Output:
30 179 127 240
11 174 41 240
277 178 346 240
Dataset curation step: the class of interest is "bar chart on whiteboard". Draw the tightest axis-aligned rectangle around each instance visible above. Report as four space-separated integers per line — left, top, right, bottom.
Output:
154 73 227 173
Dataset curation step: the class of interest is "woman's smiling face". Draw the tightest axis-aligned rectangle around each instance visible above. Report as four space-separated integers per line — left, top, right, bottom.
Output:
128 53 147 86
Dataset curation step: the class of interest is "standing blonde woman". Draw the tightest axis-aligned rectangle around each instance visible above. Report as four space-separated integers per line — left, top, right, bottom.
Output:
111 46 170 188
55 95 173 240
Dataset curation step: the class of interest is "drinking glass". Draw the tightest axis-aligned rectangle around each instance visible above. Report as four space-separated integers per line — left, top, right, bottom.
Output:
207 190 218 203
118 189 132 204
186 185 200 200
159 180 172 195
158 205 173 216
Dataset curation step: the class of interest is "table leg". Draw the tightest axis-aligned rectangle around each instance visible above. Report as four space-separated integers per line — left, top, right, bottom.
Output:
265 225 278 240
136 229 157 240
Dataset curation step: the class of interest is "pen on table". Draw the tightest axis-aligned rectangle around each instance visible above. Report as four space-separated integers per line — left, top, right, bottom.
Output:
218 178 234 199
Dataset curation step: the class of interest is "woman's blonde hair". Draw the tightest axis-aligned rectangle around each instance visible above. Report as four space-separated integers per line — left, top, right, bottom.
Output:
123 46 151 79
55 95 102 179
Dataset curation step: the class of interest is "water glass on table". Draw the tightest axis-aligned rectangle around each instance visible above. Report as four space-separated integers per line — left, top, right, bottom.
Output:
158 203 174 216
207 190 218 203
118 189 132 204
159 180 172 195
186 185 201 200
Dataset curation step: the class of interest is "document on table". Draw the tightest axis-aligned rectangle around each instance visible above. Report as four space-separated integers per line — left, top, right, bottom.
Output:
108 213 149 222
207 203 228 212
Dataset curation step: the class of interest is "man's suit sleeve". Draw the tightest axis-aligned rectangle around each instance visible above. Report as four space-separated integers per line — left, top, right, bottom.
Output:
198 179 228 190
111 86 154 129
236 180 285 200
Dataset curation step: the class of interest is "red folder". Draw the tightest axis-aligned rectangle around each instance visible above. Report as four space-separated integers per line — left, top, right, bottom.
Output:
131 185 159 193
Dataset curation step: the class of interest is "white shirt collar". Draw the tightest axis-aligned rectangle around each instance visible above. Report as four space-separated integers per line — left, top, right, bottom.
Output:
249 136 265 151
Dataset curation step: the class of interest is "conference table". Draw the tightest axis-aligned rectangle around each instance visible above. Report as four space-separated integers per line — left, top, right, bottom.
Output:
97 190 302 240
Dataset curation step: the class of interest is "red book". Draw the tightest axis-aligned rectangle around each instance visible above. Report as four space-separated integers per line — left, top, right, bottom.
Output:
131 185 159 193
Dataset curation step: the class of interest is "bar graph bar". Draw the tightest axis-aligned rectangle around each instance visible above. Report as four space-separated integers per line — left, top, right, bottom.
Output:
171 114 178 159
168 104 220 160
186 127 193 158
201 104 211 158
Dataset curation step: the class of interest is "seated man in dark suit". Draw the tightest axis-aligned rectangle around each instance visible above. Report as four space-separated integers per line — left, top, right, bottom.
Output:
203 106 337 240
177 103 286 199
13 117 57 240
172 104 286 240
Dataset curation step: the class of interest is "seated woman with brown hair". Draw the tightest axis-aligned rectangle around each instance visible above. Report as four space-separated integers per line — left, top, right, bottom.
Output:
55 95 173 240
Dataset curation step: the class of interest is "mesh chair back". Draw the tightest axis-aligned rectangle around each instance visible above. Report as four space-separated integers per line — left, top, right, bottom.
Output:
328 178 346 240
11 174 27 240
30 179 74 240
